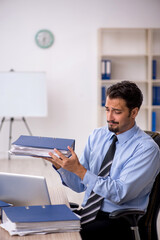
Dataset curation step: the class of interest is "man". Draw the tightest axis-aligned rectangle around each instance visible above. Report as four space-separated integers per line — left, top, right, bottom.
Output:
45 81 160 239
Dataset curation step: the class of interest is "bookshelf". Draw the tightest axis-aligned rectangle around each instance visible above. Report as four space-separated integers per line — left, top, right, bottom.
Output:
97 28 160 132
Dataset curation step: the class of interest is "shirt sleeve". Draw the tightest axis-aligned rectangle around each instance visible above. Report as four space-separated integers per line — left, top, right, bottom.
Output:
54 131 94 193
82 143 160 205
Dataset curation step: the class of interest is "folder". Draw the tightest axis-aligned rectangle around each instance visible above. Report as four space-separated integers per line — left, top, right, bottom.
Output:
152 112 156 132
101 60 106 79
9 135 75 158
105 60 111 79
1 204 80 236
152 60 157 79
101 86 106 106
101 60 111 80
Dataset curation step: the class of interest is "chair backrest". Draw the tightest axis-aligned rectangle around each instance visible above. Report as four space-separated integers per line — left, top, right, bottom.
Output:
139 131 160 240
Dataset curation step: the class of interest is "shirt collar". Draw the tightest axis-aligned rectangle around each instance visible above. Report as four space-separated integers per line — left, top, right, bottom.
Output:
108 123 138 145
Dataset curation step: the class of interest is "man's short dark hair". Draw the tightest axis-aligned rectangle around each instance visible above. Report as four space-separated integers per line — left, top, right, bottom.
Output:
106 81 143 110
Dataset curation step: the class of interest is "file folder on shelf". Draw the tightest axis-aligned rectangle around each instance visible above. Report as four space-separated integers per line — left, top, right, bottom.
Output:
152 60 157 79
101 60 111 80
9 135 75 158
0 204 80 236
152 111 156 132
101 86 106 106
153 87 160 105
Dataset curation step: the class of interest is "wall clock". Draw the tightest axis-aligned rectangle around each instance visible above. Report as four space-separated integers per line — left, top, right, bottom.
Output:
35 29 54 49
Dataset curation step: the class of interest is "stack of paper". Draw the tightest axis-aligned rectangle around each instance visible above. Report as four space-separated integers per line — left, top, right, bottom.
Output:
9 135 75 158
0 204 80 236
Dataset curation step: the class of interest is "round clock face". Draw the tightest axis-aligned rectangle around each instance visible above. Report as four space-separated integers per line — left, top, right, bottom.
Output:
35 29 54 49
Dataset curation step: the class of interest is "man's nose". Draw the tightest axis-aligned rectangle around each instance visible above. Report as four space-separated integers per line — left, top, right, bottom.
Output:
107 111 114 121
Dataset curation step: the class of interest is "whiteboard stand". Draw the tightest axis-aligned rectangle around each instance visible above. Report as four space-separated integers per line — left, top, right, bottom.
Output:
0 117 47 165
0 71 48 165
0 117 32 160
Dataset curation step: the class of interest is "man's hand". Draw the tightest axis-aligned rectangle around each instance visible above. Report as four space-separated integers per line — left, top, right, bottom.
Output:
47 146 87 180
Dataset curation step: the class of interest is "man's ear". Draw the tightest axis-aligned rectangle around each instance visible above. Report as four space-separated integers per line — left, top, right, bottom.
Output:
131 107 139 119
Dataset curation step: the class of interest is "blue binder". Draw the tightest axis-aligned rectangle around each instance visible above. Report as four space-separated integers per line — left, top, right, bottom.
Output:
12 135 75 151
152 112 156 132
152 60 157 79
101 87 106 106
10 135 75 158
153 87 160 105
2 204 79 223
101 60 111 80
0 200 11 208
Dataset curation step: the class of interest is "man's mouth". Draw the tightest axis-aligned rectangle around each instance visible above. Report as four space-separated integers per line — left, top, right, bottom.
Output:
107 121 119 125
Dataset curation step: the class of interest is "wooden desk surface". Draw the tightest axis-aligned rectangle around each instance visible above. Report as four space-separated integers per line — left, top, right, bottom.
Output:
0 157 81 240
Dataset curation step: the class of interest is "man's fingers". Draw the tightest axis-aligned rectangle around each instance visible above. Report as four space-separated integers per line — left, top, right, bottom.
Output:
49 151 63 166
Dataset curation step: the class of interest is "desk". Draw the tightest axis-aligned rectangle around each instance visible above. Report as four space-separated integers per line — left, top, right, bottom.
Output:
0 185 81 240
0 158 81 240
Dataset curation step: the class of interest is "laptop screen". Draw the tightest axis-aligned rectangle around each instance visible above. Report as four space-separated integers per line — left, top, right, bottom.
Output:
0 172 51 206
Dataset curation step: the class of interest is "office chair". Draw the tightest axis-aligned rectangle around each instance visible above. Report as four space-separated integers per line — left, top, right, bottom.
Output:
109 131 160 240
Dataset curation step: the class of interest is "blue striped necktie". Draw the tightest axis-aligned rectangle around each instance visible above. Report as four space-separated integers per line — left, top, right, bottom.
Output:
81 135 118 225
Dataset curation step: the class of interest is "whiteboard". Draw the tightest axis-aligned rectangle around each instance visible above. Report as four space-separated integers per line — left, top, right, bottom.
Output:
0 72 47 117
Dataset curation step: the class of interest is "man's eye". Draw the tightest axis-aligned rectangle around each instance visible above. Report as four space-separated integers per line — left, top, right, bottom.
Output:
115 111 122 114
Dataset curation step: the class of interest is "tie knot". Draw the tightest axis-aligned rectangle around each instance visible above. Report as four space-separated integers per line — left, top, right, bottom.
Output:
112 135 118 143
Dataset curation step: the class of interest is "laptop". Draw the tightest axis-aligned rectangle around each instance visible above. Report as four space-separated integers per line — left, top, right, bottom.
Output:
0 172 51 206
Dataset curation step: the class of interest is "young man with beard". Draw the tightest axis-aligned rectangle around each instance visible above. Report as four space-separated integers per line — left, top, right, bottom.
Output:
45 81 160 239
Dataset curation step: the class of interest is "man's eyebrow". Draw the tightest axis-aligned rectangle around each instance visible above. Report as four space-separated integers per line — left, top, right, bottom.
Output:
105 106 122 111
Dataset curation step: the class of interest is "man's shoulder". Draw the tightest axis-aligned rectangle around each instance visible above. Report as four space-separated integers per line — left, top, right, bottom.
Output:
135 128 160 150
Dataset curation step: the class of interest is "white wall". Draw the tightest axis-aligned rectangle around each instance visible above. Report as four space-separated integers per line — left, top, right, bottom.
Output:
0 0 160 158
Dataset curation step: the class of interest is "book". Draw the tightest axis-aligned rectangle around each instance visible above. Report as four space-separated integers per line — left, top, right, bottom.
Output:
0 204 80 236
9 135 75 158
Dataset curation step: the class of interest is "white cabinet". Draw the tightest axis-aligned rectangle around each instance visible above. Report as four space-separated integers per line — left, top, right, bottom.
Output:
97 28 160 132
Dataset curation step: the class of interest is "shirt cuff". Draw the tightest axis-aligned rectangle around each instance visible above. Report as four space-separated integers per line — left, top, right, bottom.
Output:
82 170 98 191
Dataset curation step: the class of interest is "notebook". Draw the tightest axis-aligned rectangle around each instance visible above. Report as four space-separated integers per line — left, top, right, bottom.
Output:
0 172 51 206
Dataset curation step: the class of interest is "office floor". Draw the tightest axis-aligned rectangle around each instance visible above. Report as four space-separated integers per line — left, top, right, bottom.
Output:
0 157 160 239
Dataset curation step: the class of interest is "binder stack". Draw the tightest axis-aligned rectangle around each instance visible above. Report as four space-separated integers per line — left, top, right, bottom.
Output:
9 135 75 158
0 204 80 236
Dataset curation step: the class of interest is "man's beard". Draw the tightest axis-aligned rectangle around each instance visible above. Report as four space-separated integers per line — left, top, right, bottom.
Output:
107 121 119 133
108 125 119 133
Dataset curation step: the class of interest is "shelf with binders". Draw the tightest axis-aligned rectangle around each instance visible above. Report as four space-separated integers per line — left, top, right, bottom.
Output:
100 55 148 82
97 28 160 130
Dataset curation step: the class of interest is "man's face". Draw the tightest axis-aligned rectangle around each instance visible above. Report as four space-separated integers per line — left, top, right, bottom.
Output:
105 97 138 135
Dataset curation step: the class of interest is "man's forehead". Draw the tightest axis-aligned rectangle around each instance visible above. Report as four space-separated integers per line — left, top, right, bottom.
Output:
106 97 127 109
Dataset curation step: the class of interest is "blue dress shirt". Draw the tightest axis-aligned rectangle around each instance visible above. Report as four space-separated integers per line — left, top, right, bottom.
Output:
56 124 160 213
